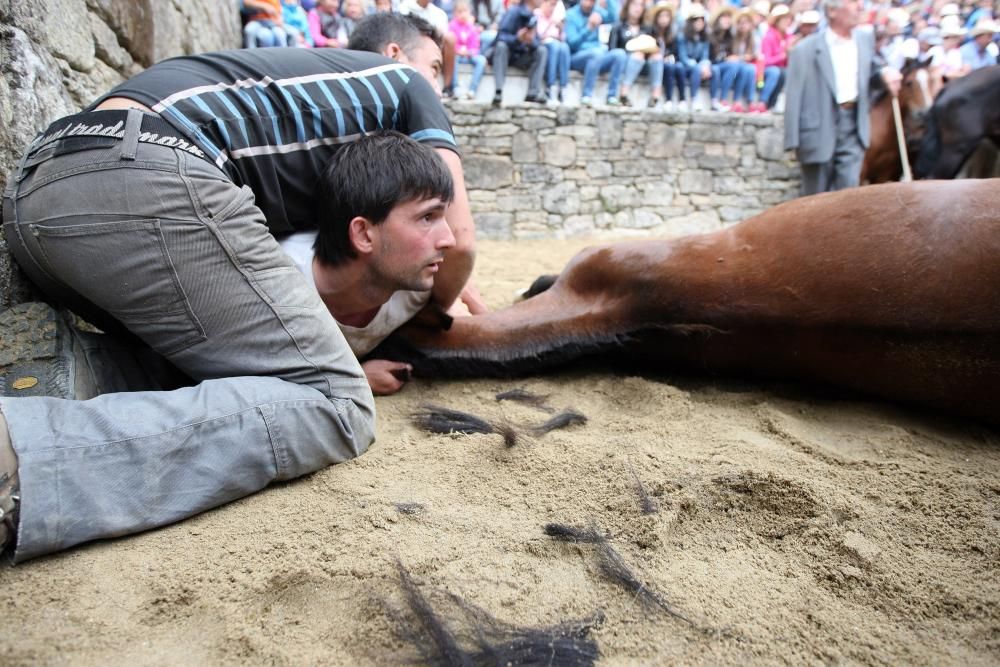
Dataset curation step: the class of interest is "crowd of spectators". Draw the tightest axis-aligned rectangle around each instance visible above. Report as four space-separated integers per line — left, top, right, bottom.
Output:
239 0 999 110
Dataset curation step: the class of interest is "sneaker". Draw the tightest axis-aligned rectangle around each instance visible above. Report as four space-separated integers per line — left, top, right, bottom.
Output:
580 95 593 106
0 302 87 400
442 85 455 98
731 102 746 113
462 90 476 100
606 96 621 106
620 95 632 107
751 102 768 113
647 96 660 109
524 92 547 104
491 91 502 107
711 99 729 112
663 99 675 112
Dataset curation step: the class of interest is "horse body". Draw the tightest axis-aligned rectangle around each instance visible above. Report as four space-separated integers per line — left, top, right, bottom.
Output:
380 180 1000 424
914 65 1000 179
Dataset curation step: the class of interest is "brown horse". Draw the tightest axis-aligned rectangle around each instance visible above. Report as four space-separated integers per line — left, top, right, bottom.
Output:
376 180 1000 425
861 59 935 184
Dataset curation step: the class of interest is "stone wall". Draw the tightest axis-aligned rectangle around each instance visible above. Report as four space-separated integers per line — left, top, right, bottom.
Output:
451 101 800 240
0 0 240 307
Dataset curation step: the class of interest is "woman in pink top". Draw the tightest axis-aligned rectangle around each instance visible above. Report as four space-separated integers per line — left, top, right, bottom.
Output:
308 0 347 47
449 0 488 98
758 3 792 109
535 0 570 102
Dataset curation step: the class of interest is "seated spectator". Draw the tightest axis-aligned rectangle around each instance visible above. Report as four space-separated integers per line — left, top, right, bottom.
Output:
751 0 771 42
609 0 663 107
374 0 395 11
880 7 911 71
535 0 571 103
341 0 367 40
282 0 314 46
243 0 294 47
647 1 684 110
309 0 348 47
960 19 999 69
566 0 628 106
437 0 458 20
758 3 791 110
489 0 550 105
677 3 712 111
708 6 747 111
796 9 820 39
940 18 971 79
731 8 762 111
449 0 489 98
400 0 459 96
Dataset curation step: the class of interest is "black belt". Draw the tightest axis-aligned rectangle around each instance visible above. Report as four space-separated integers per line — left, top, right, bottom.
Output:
28 109 213 163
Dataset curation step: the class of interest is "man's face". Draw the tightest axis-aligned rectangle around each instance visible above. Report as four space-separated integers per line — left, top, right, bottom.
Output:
371 197 455 292
580 0 596 14
395 36 444 95
829 0 862 31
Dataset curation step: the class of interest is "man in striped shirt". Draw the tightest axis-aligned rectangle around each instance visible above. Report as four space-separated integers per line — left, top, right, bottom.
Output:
0 14 481 561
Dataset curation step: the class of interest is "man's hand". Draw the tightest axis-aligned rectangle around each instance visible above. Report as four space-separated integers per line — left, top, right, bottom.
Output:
882 67 903 97
362 359 413 395
446 281 490 317
517 26 535 44
587 11 603 29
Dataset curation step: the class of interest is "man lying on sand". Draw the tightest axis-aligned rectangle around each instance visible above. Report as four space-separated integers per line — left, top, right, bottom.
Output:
0 14 481 563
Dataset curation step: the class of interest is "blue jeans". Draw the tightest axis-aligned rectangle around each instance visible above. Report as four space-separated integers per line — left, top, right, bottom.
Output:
680 60 708 100
760 65 784 108
1 109 375 562
662 61 685 100
244 20 290 48
543 40 571 89
570 46 627 99
452 53 487 93
623 54 665 95
710 61 739 100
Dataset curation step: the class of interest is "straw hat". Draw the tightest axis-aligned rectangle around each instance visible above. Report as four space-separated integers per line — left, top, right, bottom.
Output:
970 18 1000 37
710 4 736 25
768 4 790 24
799 9 820 24
938 2 960 17
644 0 674 25
625 33 660 53
751 0 771 17
886 7 910 28
917 26 942 45
940 15 967 37
686 3 707 20
735 6 756 23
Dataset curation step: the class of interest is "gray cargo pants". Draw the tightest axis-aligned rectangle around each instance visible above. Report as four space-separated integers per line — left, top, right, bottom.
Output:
1 109 375 562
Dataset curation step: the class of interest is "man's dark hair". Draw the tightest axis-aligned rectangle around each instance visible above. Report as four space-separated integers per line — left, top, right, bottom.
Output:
314 131 454 266
346 13 442 55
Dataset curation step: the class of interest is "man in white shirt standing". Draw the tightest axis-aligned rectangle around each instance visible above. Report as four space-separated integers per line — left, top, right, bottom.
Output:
783 0 902 195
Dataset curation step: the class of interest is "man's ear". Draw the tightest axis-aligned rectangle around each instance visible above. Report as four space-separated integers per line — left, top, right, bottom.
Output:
348 216 376 257
382 42 404 60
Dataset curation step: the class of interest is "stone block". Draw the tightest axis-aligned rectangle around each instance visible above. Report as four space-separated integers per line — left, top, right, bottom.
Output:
482 123 519 137
643 124 687 158
463 156 514 190
512 132 539 162
540 134 577 167
586 160 613 179
563 214 597 236
755 127 787 161
542 181 581 215
595 113 623 148
678 169 713 194
520 164 563 183
521 115 557 131
638 183 675 207
715 176 745 194
497 192 542 211
475 212 514 239
599 185 641 213
697 154 739 170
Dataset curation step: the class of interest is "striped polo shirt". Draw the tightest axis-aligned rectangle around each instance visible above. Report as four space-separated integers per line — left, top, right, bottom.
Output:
92 48 458 235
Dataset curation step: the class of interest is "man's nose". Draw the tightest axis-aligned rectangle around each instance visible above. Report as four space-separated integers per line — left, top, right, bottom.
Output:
436 219 456 249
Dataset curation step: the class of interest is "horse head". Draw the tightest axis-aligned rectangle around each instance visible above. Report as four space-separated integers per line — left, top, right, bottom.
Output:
899 57 936 121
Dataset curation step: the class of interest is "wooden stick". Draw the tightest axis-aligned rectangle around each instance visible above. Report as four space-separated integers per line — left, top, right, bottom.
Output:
891 96 913 182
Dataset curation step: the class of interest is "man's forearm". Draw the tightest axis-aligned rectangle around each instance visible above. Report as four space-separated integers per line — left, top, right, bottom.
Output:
434 148 477 310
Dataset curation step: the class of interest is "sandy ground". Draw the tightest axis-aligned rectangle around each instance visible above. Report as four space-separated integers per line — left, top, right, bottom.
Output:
2 236 998 666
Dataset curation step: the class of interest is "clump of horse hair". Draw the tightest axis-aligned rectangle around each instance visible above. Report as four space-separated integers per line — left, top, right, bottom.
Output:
412 405 519 447
390 559 603 666
495 388 555 413
628 462 659 515
544 523 610 544
531 410 588 436
595 541 701 631
411 405 588 448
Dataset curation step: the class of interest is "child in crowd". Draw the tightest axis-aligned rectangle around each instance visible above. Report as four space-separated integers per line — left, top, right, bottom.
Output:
677 3 712 111
282 0 314 46
243 0 293 47
536 0 571 103
708 6 743 111
308 0 348 47
609 0 664 107
648 1 683 110
759 3 791 109
341 0 367 40
449 0 489 98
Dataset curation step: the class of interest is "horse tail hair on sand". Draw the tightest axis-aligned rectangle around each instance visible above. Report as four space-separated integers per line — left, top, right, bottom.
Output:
495 388 555 412
628 461 659 515
411 404 588 447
